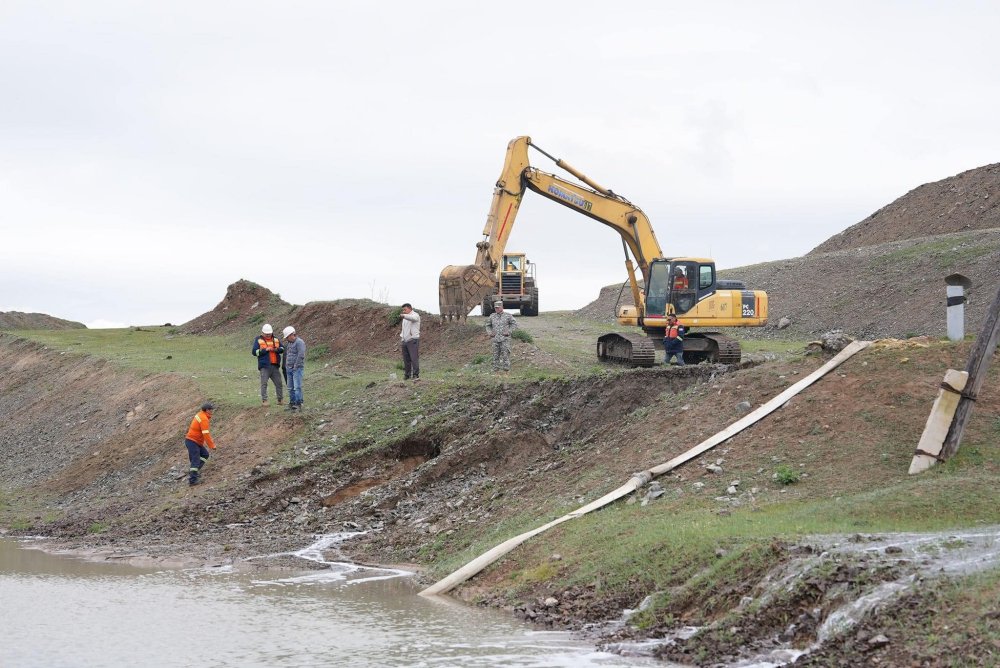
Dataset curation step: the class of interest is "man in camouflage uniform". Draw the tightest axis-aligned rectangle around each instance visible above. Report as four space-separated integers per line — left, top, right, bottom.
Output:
486 300 519 373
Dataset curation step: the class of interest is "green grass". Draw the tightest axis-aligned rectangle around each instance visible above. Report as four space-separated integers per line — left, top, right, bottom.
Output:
14 327 409 409
873 235 998 269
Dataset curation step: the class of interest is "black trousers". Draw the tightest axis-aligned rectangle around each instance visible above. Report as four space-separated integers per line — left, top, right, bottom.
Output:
402 339 420 379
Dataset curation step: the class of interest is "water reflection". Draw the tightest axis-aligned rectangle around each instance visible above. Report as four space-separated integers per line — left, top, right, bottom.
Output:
0 539 656 667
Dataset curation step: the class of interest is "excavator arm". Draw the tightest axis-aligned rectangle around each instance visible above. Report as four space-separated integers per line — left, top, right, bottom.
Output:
439 136 664 321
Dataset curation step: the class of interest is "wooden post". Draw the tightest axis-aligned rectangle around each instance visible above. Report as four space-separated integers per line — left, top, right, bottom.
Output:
940 281 1000 460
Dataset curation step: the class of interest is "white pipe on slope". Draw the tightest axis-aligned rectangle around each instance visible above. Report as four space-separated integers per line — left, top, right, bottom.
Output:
420 340 872 597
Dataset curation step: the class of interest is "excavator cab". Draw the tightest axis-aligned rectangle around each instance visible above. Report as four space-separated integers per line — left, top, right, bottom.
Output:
645 260 700 316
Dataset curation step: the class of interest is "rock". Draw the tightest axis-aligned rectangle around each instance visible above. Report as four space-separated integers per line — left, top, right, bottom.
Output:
735 401 752 413
692 481 705 490
544 597 559 607
726 486 738 495
550 553 562 561
730 480 741 487
777 316 792 329
868 633 890 648
706 464 723 474
820 330 853 352
885 545 904 555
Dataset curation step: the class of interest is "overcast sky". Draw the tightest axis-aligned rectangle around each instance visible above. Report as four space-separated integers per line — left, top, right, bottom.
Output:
2 2 998 328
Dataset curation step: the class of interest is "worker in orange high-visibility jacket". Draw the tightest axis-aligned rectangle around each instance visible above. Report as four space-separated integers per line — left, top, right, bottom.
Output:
184 402 217 486
252 323 284 406
663 314 686 366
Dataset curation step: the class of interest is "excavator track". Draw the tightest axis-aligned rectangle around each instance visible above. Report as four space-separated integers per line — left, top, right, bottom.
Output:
597 332 656 367
692 332 742 365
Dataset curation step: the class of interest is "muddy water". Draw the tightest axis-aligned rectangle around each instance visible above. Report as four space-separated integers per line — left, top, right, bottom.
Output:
0 537 659 668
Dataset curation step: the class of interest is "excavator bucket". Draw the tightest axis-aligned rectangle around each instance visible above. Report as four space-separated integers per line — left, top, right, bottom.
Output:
439 264 495 321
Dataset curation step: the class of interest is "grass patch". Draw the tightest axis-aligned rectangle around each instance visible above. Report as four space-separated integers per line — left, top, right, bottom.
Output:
307 344 330 361
512 329 534 344
774 464 801 485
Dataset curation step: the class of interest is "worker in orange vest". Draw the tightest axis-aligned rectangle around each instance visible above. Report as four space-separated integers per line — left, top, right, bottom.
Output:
184 402 217 486
663 314 686 366
252 323 285 406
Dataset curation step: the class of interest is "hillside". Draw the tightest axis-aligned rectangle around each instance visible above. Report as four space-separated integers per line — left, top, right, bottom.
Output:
811 162 1000 254
0 311 85 330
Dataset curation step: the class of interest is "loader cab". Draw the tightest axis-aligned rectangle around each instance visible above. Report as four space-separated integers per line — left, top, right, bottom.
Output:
503 255 522 272
487 252 539 316
645 259 716 316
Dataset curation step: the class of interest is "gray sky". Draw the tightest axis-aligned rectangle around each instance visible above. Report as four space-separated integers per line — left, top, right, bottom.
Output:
2 1 998 328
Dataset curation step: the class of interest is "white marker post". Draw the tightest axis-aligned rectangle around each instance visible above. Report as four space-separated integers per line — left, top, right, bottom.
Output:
945 273 972 342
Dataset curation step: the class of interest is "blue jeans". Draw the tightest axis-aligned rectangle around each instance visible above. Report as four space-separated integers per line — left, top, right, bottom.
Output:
286 367 304 405
664 339 685 365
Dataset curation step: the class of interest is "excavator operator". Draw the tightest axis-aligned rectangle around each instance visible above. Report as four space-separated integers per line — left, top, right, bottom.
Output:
672 267 689 290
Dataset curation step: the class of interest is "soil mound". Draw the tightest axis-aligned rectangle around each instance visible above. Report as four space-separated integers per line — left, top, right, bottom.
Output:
282 299 478 365
810 163 1000 254
180 279 292 334
182 280 489 366
0 311 85 330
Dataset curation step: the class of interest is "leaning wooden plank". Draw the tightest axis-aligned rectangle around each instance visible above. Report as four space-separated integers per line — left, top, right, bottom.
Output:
419 340 871 597
909 369 969 474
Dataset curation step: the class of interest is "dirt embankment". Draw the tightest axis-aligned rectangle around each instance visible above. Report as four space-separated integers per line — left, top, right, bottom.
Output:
180 278 488 370
0 311 85 330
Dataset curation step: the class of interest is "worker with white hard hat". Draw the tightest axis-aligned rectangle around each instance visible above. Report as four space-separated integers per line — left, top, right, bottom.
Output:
281 325 305 411
251 323 285 406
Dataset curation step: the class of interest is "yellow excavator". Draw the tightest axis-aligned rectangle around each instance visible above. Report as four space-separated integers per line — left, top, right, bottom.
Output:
438 136 768 366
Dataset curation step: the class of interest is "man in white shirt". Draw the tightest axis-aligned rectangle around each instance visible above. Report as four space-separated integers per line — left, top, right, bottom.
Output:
400 302 421 381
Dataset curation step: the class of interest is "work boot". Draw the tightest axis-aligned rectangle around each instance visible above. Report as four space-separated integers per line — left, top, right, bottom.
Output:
286 404 297 411
189 474 200 486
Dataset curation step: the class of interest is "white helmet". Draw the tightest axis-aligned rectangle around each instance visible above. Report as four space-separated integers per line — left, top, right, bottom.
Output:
261 323 273 334
282 326 295 338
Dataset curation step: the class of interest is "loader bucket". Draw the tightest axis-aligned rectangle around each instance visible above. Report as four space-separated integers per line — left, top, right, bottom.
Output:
439 264 495 321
